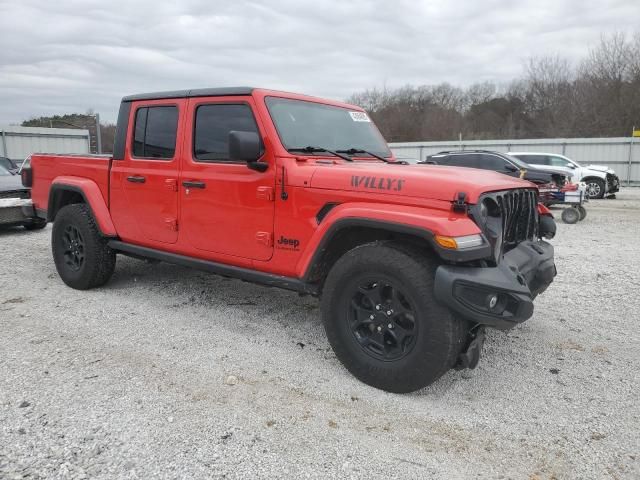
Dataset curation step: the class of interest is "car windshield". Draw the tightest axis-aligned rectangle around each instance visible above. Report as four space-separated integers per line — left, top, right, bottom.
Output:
504 154 530 169
265 97 392 158
0 165 11 176
0 157 15 170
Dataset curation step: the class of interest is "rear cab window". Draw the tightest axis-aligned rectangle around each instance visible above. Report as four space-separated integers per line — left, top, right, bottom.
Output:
132 105 179 159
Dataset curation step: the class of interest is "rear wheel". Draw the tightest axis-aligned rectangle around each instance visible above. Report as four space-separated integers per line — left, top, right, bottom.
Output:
52 204 116 290
321 242 467 393
585 178 605 199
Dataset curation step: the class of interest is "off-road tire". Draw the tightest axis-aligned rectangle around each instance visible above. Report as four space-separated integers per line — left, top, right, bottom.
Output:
577 205 587 221
561 207 580 224
321 241 468 393
24 218 47 230
52 204 116 290
585 178 605 199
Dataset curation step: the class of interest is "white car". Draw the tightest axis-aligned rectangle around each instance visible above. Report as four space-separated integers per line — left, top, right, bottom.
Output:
508 152 620 199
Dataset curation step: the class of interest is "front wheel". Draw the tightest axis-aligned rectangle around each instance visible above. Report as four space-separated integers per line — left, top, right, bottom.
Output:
52 204 116 290
321 242 467 393
585 178 605 199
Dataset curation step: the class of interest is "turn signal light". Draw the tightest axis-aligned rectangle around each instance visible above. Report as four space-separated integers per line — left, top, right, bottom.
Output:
435 235 458 249
435 234 484 250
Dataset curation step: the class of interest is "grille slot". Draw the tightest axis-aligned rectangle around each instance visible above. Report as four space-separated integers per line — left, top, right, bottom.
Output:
494 189 538 251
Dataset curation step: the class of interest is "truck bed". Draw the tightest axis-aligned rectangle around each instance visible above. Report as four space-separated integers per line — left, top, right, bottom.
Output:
29 154 112 213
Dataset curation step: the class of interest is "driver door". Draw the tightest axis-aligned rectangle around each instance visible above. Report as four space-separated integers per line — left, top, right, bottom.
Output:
178 97 276 261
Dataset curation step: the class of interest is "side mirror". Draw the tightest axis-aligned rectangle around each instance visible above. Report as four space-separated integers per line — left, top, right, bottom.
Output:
229 131 267 172
568 164 577 169
504 163 518 172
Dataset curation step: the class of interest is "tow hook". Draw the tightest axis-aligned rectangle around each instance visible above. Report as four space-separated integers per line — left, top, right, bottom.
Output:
455 326 486 370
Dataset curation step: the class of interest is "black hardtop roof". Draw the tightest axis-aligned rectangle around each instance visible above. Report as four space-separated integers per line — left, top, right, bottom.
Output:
121 87 254 102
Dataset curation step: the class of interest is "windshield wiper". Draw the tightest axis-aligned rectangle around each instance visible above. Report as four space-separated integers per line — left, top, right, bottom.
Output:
288 146 353 162
336 148 407 164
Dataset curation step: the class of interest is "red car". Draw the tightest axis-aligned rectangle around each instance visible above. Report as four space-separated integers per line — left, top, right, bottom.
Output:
23 87 556 392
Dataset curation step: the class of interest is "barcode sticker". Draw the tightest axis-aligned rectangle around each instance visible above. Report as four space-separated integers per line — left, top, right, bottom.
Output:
349 111 371 122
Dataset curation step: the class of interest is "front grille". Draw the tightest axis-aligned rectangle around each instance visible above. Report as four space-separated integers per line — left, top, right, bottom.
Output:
0 189 30 200
471 189 538 259
606 173 620 192
495 189 538 249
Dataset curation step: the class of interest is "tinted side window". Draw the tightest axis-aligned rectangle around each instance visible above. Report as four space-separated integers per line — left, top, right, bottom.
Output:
522 155 549 165
476 154 506 170
444 154 475 167
194 104 260 162
132 106 178 159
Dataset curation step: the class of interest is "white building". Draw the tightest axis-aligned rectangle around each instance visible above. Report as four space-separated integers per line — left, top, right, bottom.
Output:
0 126 90 165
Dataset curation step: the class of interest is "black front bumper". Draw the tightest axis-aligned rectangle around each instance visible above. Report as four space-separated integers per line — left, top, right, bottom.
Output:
434 240 556 330
606 173 620 194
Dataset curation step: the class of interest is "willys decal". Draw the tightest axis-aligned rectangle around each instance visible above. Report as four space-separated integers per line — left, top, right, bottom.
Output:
351 176 405 192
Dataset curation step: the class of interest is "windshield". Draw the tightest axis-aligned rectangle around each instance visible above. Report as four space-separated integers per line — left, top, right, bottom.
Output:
265 97 392 158
504 153 530 169
0 157 15 170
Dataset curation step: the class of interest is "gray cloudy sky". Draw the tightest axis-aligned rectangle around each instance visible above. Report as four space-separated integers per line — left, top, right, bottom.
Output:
1 0 639 124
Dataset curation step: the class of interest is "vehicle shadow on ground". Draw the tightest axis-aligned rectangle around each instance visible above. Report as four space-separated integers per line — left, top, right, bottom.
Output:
105 254 323 344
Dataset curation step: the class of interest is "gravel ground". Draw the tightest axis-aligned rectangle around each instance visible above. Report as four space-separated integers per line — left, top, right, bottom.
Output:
1 189 639 479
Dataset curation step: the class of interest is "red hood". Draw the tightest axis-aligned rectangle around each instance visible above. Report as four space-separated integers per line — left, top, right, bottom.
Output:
310 163 534 203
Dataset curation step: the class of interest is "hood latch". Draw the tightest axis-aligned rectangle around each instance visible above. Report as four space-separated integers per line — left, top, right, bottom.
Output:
453 192 468 213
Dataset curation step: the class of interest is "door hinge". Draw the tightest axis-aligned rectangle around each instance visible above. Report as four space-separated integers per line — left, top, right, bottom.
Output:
165 218 178 231
165 178 178 192
255 231 273 247
256 186 275 201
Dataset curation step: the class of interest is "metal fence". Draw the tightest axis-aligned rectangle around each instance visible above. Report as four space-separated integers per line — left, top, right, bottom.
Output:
389 137 640 185
1 126 90 164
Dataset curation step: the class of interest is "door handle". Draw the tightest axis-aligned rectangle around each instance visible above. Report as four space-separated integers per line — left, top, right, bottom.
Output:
127 175 146 183
182 180 206 189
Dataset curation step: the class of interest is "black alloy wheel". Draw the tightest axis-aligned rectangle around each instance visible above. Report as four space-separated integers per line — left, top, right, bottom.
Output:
348 279 418 361
62 225 85 271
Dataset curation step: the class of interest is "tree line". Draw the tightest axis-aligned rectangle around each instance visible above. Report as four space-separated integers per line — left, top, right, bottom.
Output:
347 32 640 142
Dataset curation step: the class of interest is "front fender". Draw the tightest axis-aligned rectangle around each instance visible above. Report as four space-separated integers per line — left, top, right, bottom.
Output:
295 202 482 277
49 176 117 236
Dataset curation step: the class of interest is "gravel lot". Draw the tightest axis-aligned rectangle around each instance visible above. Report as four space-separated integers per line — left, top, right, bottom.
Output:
1 189 639 479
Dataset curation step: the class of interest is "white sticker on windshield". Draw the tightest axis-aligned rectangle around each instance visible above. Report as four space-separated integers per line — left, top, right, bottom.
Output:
349 111 371 122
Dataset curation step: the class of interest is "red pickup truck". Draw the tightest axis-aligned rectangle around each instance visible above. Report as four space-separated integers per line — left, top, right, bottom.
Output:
23 87 556 392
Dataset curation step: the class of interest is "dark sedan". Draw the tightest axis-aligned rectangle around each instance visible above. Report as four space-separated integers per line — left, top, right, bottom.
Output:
421 150 569 188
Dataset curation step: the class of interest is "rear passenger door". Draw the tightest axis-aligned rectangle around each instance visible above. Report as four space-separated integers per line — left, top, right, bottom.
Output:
110 100 184 244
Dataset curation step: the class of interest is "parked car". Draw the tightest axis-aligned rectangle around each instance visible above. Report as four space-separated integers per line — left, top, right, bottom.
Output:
508 152 619 199
0 164 46 229
422 150 569 188
24 87 557 393
0 156 19 175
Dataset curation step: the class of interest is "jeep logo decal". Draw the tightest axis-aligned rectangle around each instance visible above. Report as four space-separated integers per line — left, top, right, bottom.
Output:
276 235 300 250
351 175 405 192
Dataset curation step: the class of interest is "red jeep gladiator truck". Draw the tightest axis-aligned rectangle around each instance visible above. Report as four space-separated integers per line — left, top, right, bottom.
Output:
22 87 557 393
